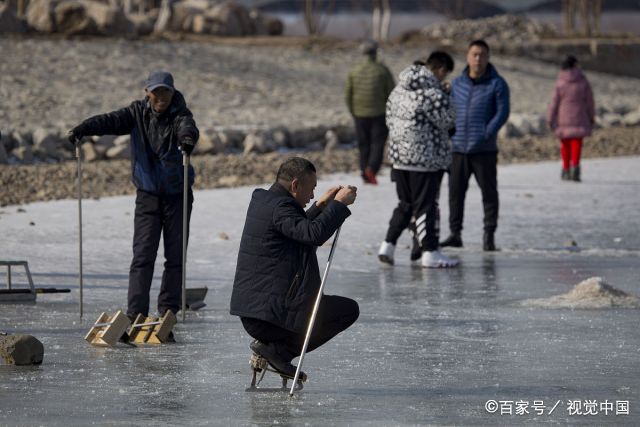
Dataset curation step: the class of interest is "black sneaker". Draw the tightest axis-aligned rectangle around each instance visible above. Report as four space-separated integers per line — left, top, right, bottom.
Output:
440 234 463 248
249 340 304 379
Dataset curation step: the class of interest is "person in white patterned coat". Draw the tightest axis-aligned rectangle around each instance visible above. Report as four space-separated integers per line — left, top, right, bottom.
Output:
378 52 459 268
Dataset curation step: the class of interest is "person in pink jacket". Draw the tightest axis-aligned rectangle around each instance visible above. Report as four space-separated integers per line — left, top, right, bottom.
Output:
547 55 595 182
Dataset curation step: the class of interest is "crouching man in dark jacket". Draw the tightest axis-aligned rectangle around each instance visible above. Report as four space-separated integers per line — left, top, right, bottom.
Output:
68 71 199 321
230 157 359 378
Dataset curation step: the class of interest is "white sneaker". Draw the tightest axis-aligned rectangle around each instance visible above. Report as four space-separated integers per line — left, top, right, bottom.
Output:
378 241 395 265
421 250 459 268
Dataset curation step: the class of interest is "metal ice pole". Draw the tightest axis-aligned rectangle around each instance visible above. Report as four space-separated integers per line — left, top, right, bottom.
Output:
76 141 84 319
290 227 341 396
181 152 190 322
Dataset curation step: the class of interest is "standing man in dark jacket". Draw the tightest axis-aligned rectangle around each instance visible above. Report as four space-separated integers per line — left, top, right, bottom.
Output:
230 157 359 378
68 71 199 320
440 40 510 251
345 40 395 184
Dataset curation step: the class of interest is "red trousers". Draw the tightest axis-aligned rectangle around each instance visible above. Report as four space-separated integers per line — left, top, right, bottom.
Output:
560 138 582 170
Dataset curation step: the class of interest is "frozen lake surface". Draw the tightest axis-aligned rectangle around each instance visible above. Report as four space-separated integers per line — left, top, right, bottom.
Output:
1 156 639 425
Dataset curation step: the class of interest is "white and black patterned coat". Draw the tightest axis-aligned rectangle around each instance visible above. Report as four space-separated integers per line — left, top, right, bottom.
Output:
386 65 455 172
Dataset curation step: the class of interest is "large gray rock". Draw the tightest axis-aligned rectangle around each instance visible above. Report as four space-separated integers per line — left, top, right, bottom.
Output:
243 131 278 155
54 1 99 35
106 144 130 159
622 109 640 127
0 142 7 164
0 3 28 33
32 128 64 159
26 0 58 33
12 146 34 163
127 12 155 36
81 142 99 162
79 0 133 35
193 131 224 155
0 334 44 365
207 1 252 36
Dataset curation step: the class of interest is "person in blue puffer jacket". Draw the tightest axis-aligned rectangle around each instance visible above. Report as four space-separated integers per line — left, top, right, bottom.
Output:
440 40 510 252
68 71 199 323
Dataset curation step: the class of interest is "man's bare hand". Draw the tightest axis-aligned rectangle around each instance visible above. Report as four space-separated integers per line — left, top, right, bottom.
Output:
316 186 342 209
335 185 357 206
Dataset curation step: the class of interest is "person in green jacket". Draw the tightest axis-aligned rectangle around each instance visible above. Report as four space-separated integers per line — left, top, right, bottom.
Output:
345 40 395 184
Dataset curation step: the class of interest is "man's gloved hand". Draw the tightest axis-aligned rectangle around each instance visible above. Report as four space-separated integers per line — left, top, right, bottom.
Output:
68 126 85 145
179 137 195 155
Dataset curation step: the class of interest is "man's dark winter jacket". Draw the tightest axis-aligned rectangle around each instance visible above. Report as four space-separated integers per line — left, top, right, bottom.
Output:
230 183 351 333
451 64 510 154
74 91 199 195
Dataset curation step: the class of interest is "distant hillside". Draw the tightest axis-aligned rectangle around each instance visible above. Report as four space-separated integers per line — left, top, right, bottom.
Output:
257 0 505 18
528 0 640 12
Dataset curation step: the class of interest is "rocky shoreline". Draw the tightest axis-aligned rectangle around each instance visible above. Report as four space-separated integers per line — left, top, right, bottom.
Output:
1 126 638 207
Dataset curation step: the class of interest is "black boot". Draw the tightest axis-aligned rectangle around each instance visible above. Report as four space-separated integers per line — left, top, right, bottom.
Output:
561 168 569 181
570 166 581 182
440 233 463 248
483 231 496 252
250 340 304 379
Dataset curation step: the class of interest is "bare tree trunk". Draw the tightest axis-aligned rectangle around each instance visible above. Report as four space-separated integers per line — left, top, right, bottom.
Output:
304 0 336 36
380 0 391 41
17 0 26 17
371 0 381 41
579 0 591 36
563 0 577 36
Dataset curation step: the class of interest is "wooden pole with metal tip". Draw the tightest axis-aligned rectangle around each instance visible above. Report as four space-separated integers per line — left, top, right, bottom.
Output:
289 227 341 396
75 140 84 319
181 152 190 322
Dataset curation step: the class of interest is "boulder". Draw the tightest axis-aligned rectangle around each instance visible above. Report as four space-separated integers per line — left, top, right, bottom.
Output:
324 129 339 152
264 15 283 36
82 142 99 162
500 113 546 138
622 109 640 127
0 334 44 365
26 0 58 33
242 131 278 155
193 131 224 155
127 13 156 36
54 1 98 35
94 134 117 149
106 144 130 159
207 1 252 36
218 129 244 151
79 0 133 35
12 131 32 149
1 129 17 153
0 3 28 33
0 143 7 164
114 134 130 146
12 146 34 164
32 128 64 159
169 1 204 32
289 126 327 149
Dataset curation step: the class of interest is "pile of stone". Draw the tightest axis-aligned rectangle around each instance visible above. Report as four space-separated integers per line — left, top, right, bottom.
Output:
0 0 283 37
0 124 354 165
420 14 557 45
498 105 640 139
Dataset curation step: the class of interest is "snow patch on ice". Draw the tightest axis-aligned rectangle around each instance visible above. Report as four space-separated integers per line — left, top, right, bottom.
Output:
521 277 640 309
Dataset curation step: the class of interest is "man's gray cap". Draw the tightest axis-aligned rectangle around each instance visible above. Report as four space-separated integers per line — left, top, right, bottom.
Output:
360 40 378 55
145 71 174 91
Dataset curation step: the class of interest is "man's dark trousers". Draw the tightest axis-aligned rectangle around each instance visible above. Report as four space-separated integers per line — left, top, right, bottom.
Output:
385 169 444 252
448 152 499 234
240 295 359 360
128 189 193 318
354 115 388 175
